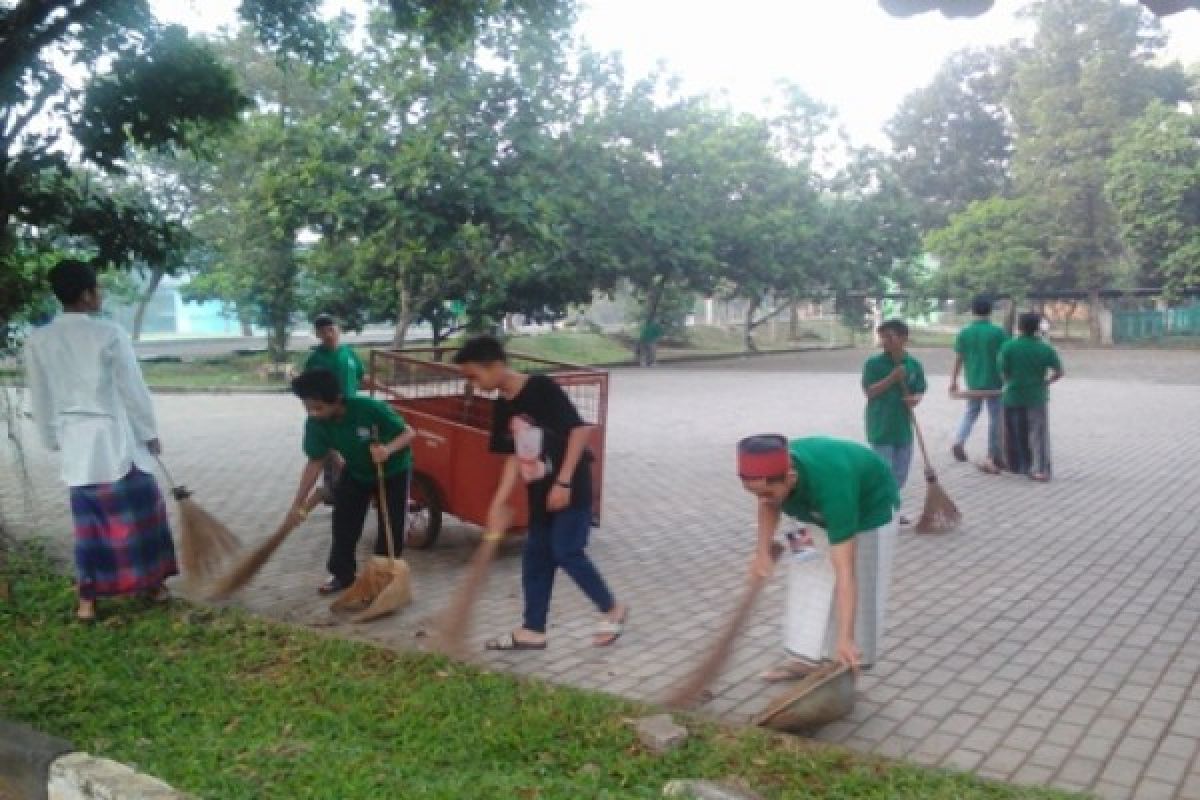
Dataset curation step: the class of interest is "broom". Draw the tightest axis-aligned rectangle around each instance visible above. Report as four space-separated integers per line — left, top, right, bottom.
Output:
333 460 412 623
154 456 241 584
205 492 322 600
903 387 961 534
437 529 507 658
663 541 784 710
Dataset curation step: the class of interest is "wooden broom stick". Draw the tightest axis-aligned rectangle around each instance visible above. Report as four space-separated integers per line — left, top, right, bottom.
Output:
205 492 322 600
663 541 784 709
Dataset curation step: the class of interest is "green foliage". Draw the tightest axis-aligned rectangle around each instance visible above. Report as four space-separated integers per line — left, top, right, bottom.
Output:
1107 102 1200 294
886 47 1015 232
74 26 248 169
0 546 1080 800
1006 0 1185 292
0 0 244 348
925 196 1046 299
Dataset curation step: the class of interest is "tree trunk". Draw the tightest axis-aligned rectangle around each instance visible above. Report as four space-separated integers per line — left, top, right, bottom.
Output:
1087 288 1102 345
393 281 414 349
1063 300 1077 340
267 307 290 365
788 296 800 340
743 297 761 353
131 267 166 342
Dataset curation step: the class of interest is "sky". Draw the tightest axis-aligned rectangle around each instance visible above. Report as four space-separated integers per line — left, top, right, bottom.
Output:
154 0 1200 148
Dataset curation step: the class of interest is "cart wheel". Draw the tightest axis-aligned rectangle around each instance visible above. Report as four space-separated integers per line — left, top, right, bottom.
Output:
406 472 443 549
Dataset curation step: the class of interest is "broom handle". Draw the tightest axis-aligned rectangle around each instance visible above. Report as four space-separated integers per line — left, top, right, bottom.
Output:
664 541 783 709
376 461 397 565
153 455 179 490
898 369 936 478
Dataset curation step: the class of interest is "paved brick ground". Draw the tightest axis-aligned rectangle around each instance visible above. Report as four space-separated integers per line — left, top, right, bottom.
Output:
4 346 1200 799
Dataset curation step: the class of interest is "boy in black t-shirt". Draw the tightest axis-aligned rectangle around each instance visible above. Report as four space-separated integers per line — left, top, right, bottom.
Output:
453 336 627 650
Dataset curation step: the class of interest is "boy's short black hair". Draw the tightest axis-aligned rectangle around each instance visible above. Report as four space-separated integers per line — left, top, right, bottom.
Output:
48 259 97 306
1018 312 1042 336
291 368 342 403
453 335 508 366
971 295 993 316
877 318 909 338
313 313 337 330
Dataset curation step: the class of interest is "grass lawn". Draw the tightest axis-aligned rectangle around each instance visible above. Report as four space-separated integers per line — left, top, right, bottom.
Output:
0 545 1074 800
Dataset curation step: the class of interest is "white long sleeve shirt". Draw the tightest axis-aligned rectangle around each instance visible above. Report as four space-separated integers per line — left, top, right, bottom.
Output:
24 313 159 488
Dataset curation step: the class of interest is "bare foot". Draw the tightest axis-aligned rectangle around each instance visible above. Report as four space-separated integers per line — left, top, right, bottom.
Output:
76 599 96 623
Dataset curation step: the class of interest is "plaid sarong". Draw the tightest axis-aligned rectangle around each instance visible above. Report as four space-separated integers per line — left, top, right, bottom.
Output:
70 467 178 600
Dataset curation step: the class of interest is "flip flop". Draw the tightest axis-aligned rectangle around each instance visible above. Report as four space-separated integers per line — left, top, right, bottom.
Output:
593 606 629 647
485 632 547 651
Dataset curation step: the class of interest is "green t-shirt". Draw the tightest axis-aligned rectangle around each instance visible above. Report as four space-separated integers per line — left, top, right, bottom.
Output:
302 396 412 482
861 352 927 446
304 344 365 398
781 437 900 545
954 319 1008 390
999 335 1062 408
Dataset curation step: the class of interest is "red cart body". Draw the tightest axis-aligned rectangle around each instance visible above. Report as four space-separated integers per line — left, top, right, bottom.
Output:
368 349 609 546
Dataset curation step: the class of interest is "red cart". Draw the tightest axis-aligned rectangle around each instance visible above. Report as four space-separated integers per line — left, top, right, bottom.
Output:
368 348 609 548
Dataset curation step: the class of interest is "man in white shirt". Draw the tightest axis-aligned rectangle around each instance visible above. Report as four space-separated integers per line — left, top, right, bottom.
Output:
24 260 178 622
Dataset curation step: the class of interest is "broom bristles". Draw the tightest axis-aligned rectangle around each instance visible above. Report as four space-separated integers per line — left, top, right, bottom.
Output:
663 542 783 709
437 537 503 658
177 497 242 582
206 517 296 600
916 480 961 534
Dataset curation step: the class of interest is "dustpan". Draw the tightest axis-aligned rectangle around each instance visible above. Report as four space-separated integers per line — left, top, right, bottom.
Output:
330 460 412 622
756 662 856 733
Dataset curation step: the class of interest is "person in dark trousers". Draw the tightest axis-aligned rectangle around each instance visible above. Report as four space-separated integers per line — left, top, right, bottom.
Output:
285 369 415 594
453 335 627 650
304 315 371 504
999 312 1064 482
949 295 1008 473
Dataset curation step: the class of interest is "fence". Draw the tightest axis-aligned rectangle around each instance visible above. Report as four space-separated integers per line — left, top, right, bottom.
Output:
1113 305 1200 343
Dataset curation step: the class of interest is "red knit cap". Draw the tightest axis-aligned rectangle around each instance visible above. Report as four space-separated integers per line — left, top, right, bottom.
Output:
737 434 790 479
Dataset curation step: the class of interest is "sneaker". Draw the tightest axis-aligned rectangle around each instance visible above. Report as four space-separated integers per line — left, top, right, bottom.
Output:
952 443 967 462
899 515 912 526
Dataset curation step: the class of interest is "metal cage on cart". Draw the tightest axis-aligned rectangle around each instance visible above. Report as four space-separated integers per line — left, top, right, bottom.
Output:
368 348 609 549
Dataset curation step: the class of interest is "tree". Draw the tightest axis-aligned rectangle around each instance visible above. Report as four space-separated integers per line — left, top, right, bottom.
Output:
886 47 1015 232
924 195 1048 299
299 6 608 347
1006 0 1186 338
181 27 340 363
0 1 247 346
1107 101 1200 293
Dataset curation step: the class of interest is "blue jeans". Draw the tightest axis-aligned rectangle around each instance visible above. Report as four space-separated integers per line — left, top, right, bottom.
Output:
872 443 914 489
522 506 615 633
955 396 1001 462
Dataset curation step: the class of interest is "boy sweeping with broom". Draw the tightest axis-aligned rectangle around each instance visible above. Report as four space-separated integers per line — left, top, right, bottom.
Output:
284 369 414 595
452 335 627 651
862 319 926 525
740 435 899 678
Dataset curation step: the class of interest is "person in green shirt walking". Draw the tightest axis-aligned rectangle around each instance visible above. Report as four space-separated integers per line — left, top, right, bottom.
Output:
740 435 900 678
999 312 1064 482
637 318 664 367
304 315 370 504
949 296 1008 473
861 319 926 523
285 368 416 595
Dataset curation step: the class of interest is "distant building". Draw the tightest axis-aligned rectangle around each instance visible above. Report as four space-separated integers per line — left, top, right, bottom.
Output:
105 274 245 338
